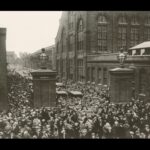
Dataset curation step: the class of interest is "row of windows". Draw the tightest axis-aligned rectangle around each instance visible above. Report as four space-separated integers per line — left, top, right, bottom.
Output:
77 59 84 82
57 26 150 53
97 15 150 25
87 67 108 84
68 14 150 30
57 15 150 53
57 59 84 81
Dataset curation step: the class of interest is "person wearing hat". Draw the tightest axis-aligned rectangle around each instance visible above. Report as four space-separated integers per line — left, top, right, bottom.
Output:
102 122 112 138
129 131 135 139
22 130 31 139
0 132 4 139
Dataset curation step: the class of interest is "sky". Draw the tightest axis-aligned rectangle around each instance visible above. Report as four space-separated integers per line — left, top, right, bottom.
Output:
0 11 62 56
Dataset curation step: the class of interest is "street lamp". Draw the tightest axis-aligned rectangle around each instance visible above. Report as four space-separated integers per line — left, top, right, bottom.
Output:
117 48 127 68
40 48 48 69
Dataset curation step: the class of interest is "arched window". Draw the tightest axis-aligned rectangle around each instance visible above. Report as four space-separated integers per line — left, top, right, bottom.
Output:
144 16 150 41
56 42 59 54
56 59 60 73
118 16 127 50
77 59 84 82
145 16 150 25
78 19 83 32
69 34 73 51
98 15 107 24
77 19 84 51
68 59 73 80
130 16 139 47
118 16 127 24
61 29 66 53
131 16 139 25
69 11 74 30
97 15 108 52
144 28 150 41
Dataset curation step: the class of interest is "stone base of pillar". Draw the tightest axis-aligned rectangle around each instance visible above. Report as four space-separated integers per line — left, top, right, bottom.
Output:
109 67 134 103
31 69 57 108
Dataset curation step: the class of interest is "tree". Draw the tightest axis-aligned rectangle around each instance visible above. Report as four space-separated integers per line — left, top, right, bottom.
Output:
19 52 32 68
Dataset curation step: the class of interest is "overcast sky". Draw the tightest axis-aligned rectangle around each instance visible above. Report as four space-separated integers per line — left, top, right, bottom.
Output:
0 11 62 56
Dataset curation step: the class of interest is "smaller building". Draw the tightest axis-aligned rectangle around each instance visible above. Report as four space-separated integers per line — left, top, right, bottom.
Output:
129 41 150 56
30 45 56 70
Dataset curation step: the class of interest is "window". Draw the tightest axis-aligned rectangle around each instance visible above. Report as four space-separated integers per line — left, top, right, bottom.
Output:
56 59 60 73
97 15 107 52
103 68 107 85
145 16 150 25
98 15 107 24
77 19 84 51
118 16 127 50
98 68 102 83
87 67 90 82
78 19 83 31
91 67 95 82
56 42 59 54
130 27 139 47
69 12 74 30
69 35 74 51
69 59 73 80
62 59 66 78
144 27 150 41
61 29 66 53
118 16 127 25
118 26 127 50
77 59 84 82
60 59 63 77
131 16 139 25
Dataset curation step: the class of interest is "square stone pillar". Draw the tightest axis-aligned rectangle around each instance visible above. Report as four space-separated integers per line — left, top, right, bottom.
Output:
0 28 8 110
31 69 57 108
109 67 134 103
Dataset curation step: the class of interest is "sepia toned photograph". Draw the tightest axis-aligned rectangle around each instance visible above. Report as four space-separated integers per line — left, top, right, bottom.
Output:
0 11 150 139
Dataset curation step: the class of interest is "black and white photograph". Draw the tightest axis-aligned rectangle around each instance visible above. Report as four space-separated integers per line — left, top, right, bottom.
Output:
0 11 150 139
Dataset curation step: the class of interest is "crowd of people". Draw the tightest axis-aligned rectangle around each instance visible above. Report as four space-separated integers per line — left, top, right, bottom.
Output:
0 68 150 139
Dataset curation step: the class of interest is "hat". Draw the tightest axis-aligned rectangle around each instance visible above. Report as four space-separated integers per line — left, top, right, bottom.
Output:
129 131 134 135
105 122 111 128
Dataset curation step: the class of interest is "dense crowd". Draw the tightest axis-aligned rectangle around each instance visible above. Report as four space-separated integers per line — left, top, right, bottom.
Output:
0 68 150 139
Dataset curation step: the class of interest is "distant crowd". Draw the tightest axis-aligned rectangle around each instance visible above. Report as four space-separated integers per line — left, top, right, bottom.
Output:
0 68 149 139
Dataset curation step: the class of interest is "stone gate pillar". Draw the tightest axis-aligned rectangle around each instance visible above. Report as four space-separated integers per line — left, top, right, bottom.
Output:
109 67 134 103
31 48 57 108
31 69 57 108
0 28 8 110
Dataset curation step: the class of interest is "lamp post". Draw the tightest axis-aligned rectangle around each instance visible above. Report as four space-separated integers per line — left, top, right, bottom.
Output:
117 48 127 68
40 48 48 69
109 48 134 103
31 48 57 108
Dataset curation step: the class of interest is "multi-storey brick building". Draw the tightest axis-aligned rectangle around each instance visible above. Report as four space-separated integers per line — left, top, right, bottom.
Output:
55 11 150 99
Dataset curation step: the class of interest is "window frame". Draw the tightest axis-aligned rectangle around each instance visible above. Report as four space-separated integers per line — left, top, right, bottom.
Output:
97 15 108 52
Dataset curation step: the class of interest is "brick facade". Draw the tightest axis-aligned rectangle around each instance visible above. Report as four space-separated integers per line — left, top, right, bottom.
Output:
55 11 150 99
